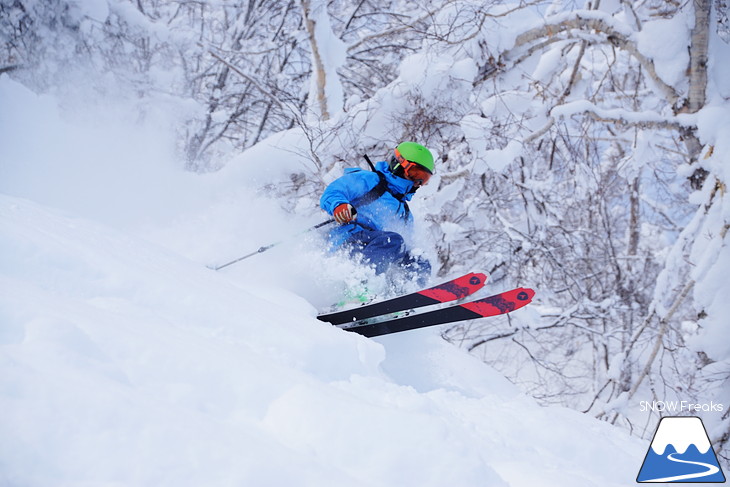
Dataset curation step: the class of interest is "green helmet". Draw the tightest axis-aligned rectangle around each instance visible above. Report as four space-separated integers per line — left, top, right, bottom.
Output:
395 142 434 173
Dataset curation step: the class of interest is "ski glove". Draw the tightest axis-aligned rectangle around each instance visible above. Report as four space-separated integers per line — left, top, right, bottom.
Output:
333 203 356 224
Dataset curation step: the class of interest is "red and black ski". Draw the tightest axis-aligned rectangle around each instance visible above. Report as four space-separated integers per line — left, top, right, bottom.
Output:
317 272 488 325
340 287 535 338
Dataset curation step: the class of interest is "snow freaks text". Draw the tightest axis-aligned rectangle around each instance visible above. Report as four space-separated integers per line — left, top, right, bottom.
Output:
640 401 725 413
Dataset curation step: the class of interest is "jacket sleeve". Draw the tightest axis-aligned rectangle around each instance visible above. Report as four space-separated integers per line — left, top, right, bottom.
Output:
320 170 378 215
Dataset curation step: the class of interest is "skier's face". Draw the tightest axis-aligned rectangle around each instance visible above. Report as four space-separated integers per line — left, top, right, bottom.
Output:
395 152 432 188
404 163 432 188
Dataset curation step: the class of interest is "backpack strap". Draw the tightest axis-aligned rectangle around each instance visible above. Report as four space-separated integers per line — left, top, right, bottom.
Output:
352 171 387 207
351 170 410 220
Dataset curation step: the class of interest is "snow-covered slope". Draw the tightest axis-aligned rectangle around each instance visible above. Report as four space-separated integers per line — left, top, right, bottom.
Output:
0 74 650 486
1 193 647 486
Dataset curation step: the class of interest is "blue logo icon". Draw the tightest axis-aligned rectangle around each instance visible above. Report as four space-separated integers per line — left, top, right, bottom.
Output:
637 416 726 483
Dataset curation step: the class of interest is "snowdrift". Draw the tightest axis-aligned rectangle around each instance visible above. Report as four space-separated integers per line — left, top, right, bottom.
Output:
1 193 646 486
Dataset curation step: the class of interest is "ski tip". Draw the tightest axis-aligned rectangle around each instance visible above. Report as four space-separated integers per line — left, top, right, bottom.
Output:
461 287 535 317
418 272 489 302
515 287 535 302
506 287 535 309
466 272 489 286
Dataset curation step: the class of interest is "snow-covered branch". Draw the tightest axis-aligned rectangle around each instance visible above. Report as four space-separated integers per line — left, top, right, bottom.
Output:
550 101 696 130
202 44 292 115
477 10 682 109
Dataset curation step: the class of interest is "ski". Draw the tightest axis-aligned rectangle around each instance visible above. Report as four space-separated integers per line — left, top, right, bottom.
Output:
317 272 488 325
339 287 535 338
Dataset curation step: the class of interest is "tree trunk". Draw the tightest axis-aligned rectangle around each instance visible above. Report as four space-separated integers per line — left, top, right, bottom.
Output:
688 0 711 113
299 0 330 120
685 0 712 188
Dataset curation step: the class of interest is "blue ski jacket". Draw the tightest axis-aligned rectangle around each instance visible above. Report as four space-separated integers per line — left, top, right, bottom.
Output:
320 160 416 248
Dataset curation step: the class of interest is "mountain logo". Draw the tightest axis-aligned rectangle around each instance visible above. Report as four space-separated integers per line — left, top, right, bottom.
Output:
637 416 726 483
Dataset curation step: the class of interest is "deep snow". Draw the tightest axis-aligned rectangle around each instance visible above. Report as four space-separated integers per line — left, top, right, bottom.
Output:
1 75 650 486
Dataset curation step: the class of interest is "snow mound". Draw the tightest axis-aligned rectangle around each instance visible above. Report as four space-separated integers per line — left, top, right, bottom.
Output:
1 193 645 486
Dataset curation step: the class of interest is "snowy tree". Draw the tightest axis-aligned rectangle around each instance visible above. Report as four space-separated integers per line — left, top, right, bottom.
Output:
406 0 730 460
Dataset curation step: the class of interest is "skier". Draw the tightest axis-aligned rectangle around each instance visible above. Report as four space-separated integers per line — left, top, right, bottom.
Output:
320 142 434 284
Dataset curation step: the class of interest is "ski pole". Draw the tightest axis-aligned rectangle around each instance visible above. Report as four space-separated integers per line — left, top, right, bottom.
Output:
211 218 335 271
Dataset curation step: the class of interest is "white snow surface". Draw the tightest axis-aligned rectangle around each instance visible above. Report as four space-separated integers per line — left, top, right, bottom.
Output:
0 77 648 486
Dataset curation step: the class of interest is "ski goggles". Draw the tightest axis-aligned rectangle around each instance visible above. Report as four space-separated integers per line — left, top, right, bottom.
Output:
394 149 432 187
